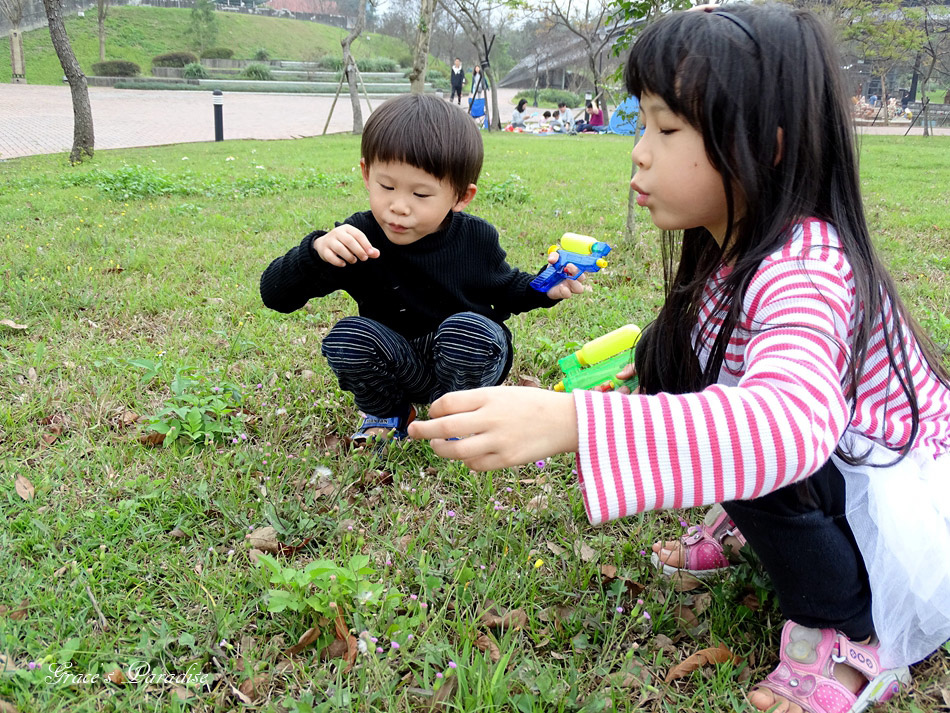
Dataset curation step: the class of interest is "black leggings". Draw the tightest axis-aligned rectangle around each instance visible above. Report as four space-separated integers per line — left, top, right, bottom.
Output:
722 460 874 641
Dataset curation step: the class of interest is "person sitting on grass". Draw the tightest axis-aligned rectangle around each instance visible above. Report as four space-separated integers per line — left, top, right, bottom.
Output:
410 5 950 712
260 94 586 447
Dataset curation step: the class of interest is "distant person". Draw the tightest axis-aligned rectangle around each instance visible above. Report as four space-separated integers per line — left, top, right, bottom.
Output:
449 57 465 105
510 98 528 128
470 64 488 100
550 110 565 133
260 95 583 448
557 101 575 131
575 99 606 132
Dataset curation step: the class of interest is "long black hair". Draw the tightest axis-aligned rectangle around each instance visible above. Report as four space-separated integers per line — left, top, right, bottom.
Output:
626 3 949 462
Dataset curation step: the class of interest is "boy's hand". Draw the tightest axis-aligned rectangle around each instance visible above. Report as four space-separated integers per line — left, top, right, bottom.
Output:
545 255 589 300
313 225 380 267
407 386 579 472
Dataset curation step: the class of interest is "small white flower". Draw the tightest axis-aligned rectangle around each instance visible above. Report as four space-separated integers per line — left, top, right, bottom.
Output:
226 156 235 161
255 165 265 170
181 156 189 161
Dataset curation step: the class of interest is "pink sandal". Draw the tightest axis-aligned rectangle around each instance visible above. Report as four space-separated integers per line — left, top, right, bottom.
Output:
651 503 747 579
754 620 909 713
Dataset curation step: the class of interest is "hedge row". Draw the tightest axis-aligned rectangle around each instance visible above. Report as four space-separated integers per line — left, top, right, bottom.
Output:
152 52 199 68
91 60 141 77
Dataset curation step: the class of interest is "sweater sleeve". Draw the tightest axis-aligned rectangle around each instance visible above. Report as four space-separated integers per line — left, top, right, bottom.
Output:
259 230 342 313
574 245 855 525
477 229 556 316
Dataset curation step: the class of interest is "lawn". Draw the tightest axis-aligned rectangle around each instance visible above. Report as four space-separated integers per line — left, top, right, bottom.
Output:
0 6 422 87
0 132 948 712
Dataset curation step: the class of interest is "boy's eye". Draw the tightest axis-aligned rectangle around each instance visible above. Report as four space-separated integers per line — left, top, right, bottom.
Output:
379 183 394 191
413 193 431 199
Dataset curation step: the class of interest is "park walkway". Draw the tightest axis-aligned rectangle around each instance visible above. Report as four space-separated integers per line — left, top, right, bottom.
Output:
0 83 522 160
0 83 945 161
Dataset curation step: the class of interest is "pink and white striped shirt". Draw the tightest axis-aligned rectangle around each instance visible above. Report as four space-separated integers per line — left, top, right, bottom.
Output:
575 219 950 525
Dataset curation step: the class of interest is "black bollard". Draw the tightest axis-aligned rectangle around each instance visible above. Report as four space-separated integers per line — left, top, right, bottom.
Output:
213 90 224 142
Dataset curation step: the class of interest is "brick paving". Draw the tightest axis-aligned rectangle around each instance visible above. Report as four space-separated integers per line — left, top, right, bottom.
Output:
0 84 523 160
0 83 944 161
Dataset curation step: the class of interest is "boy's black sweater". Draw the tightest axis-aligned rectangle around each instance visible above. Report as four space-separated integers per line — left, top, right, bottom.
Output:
260 210 555 341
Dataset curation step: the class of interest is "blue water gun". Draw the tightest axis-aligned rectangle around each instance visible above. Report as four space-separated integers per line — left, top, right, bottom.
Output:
529 232 612 292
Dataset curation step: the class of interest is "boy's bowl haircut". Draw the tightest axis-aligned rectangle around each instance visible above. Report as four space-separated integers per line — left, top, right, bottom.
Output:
361 94 483 200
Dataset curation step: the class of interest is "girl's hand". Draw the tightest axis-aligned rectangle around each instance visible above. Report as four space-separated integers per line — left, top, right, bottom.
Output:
545 255 589 300
313 225 380 267
615 363 640 395
407 387 579 471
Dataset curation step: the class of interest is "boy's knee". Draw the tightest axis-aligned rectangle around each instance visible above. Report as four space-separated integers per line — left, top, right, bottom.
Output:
436 312 505 347
321 317 387 359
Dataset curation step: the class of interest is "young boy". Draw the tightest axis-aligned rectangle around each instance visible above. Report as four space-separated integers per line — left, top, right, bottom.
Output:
260 94 583 443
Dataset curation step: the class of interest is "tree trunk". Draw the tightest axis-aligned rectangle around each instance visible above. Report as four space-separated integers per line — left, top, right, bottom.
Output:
408 0 436 94
97 0 107 62
880 72 889 127
42 0 94 162
341 0 367 134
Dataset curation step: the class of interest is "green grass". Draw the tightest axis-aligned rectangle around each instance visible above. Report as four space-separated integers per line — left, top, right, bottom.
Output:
0 133 949 712
0 6 424 86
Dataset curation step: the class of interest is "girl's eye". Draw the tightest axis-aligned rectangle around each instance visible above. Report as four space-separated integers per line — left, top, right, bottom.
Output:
659 129 677 135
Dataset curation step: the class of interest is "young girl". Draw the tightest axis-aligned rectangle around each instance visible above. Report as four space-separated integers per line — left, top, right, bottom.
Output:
409 4 950 712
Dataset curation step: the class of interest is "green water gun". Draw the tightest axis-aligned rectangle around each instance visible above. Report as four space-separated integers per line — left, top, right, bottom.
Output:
554 324 641 393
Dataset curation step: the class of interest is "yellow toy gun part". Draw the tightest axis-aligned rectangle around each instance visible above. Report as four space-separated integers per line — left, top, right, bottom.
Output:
554 324 641 393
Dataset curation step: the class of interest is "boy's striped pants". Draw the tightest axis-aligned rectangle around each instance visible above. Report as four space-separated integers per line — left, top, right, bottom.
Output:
320 312 510 418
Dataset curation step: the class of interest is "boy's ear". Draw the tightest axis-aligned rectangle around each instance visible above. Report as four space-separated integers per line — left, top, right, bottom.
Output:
452 184 478 212
360 158 371 188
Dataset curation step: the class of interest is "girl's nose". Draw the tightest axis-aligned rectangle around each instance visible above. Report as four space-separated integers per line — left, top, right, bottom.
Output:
631 144 647 168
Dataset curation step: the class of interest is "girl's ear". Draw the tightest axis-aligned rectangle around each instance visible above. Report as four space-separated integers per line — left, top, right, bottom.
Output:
774 127 784 166
452 184 477 212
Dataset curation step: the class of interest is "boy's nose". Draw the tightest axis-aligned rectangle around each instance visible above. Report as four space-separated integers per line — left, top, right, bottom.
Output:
390 199 410 215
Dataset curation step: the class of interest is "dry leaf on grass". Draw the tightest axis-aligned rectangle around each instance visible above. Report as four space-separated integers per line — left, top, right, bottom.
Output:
479 607 528 631
332 607 358 673
574 542 597 562
39 424 63 449
238 674 270 701
0 319 27 331
284 627 322 657
474 633 501 663
14 475 34 502
0 699 19 713
0 600 29 621
664 644 741 683
245 526 280 554
545 541 566 556
671 570 703 591
516 375 541 388
673 604 700 630
106 668 127 685
600 564 618 579
525 494 550 513
138 431 166 447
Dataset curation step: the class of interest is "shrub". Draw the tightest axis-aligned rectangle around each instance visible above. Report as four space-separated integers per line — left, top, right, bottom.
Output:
397 54 412 69
252 47 271 61
314 55 342 71
513 88 583 109
183 62 210 79
91 60 140 77
152 51 199 68
356 57 398 72
200 47 234 59
241 63 273 81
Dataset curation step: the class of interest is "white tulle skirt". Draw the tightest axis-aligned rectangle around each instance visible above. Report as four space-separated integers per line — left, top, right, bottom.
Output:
833 433 950 668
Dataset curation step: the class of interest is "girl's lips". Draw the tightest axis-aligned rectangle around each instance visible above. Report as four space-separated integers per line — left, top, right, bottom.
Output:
635 192 650 207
